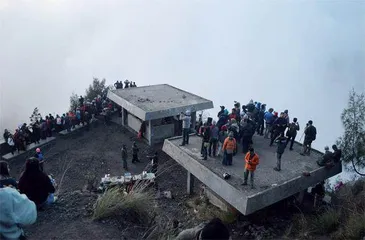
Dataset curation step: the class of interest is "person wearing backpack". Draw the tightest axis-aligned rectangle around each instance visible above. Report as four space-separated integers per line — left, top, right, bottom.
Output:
286 118 300 150
300 120 317 156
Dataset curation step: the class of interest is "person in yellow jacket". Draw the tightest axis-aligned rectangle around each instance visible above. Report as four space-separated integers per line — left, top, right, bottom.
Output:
242 148 260 189
222 132 236 166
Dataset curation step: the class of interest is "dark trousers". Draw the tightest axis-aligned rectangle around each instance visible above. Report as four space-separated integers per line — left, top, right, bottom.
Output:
202 142 208 160
226 153 233 165
132 154 139 163
257 120 264 135
208 138 218 157
242 136 251 154
286 134 296 150
182 128 190 145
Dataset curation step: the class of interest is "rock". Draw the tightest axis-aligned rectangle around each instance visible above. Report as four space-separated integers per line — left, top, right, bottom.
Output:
163 191 172 199
244 231 250 237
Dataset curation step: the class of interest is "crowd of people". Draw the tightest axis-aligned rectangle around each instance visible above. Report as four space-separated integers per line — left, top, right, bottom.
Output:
180 99 342 189
2 93 117 156
114 79 137 89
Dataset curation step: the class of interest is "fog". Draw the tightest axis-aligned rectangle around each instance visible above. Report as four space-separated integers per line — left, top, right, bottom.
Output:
1 0 364 157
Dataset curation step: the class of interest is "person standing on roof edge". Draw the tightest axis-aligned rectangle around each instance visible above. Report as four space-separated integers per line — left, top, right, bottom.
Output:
180 110 191 146
286 117 300 150
274 136 287 171
242 148 259 189
264 108 274 139
300 120 317 156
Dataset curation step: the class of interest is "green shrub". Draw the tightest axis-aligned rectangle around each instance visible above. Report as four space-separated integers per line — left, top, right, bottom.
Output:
93 186 154 224
340 211 365 240
311 208 341 234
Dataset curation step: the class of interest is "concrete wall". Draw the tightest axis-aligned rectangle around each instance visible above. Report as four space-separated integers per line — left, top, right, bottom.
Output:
162 139 249 214
127 114 142 133
151 124 175 144
245 163 342 214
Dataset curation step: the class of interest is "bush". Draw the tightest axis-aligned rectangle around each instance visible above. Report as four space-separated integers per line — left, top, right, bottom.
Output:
69 92 79 112
340 211 365 240
93 185 154 224
311 208 341 234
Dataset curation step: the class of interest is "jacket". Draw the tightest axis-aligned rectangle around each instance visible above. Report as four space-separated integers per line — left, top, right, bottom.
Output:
18 172 55 206
181 115 191 129
223 137 236 153
210 125 219 139
202 127 211 142
286 122 300 137
0 187 37 239
245 153 259 171
264 112 274 124
219 131 228 143
305 125 317 141
276 138 287 154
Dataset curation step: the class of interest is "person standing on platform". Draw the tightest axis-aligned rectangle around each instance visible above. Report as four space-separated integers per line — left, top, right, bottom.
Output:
242 148 260 189
222 132 236 166
274 136 287 171
180 110 191 146
121 144 128 171
34 148 45 172
132 142 140 163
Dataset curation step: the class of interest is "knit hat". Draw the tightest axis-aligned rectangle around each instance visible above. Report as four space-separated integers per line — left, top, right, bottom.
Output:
221 125 227 131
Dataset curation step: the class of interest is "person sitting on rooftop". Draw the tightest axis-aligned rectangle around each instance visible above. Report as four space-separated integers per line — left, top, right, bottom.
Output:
175 218 231 240
316 146 333 166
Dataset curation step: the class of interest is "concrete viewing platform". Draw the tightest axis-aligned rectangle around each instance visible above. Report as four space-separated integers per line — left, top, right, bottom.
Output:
59 119 98 136
1 137 56 160
162 135 341 215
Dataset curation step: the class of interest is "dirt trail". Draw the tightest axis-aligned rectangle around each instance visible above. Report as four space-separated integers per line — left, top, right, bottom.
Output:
9 123 198 240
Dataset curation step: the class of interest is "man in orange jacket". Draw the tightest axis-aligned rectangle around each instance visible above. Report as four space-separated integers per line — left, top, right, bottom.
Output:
242 148 259 189
222 132 236 166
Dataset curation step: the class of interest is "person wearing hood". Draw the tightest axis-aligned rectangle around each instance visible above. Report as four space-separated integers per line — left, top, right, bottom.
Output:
0 187 37 240
228 118 240 142
222 132 236 166
18 158 55 209
180 110 191 146
175 218 230 240
246 100 255 114
242 148 259 189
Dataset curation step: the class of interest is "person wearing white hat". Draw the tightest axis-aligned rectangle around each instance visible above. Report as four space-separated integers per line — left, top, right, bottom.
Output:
180 110 191 146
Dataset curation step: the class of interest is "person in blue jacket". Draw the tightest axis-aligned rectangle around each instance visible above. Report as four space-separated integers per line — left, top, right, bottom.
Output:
0 187 37 240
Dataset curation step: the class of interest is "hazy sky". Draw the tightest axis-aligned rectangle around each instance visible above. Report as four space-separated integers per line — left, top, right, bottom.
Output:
1 0 364 151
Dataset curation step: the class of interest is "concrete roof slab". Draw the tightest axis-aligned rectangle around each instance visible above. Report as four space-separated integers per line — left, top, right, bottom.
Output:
163 135 341 215
107 84 213 120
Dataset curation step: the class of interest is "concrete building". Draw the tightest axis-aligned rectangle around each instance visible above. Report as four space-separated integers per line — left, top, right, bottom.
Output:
163 134 342 215
107 84 213 145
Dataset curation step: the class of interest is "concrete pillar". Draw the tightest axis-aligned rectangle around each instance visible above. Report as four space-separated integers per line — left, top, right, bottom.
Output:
122 109 128 126
121 107 125 126
297 189 306 204
147 120 152 145
187 171 195 195
191 111 196 131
